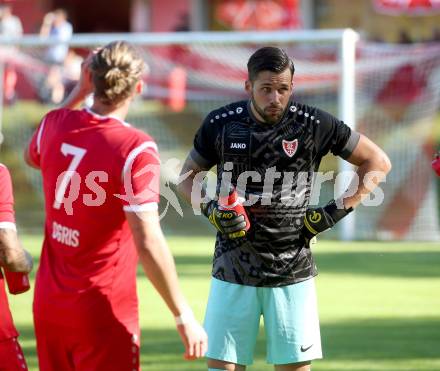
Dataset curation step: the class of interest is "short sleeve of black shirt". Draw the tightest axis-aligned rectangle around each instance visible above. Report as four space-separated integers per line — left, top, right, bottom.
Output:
313 108 360 159
191 113 220 168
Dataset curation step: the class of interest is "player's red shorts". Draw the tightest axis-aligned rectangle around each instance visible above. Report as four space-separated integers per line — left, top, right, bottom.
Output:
34 317 140 371
0 337 28 371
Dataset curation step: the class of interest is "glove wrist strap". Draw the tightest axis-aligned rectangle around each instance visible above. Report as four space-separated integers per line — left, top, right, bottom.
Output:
325 199 353 224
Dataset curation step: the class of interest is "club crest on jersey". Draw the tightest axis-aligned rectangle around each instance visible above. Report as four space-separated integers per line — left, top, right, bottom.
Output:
282 139 298 158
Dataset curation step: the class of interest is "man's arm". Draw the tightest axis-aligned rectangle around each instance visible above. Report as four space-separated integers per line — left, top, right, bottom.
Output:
39 12 53 37
341 133 392 209
177 153 249 238
303 133 391 242
125 209 207 360
24 53 94 169
176 154 210 208
23 85 90 169
0 228 33 273
60 52 93 110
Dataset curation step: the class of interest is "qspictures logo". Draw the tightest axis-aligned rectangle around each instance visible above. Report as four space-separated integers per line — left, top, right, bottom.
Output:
51 149 388 222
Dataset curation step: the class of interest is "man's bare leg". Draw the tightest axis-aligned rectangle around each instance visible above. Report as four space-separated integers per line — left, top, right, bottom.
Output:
208 358 246 371
274 361 311 371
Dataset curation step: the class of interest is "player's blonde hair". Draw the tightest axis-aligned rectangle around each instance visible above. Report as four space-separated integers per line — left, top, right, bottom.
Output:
91 41 144 106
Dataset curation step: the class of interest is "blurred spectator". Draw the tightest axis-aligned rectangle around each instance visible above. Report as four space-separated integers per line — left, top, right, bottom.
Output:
0 4 23 104
173 12 190 32
38 64 63 104
39 9 73 65
38 49 83 105
40 9 73 65
62 49 83 95
431 28 440 42
0 4 22 37
398 29 413 44
370 34 384 43
39 9 73 104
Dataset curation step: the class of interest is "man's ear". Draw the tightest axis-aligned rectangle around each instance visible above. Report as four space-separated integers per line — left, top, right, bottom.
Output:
245 80 252 93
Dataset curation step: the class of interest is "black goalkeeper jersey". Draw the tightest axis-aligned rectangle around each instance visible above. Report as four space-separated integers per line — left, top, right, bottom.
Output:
191 99 359 287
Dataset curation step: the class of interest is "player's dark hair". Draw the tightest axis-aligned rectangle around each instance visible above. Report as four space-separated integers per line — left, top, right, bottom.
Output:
247 46 295 81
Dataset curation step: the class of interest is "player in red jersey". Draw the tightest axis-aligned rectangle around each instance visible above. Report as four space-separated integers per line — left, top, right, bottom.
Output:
25 41 207 371
0 163 33 371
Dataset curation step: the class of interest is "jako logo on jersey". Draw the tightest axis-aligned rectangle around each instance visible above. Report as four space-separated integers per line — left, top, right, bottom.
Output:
282 139 298 157
230 143 246 149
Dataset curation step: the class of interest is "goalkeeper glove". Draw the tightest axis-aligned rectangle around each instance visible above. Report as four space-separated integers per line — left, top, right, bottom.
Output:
302 199 353 246
201 199 249 239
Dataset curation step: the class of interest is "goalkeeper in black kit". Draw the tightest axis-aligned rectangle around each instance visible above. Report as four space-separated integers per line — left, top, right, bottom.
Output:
177 46 392 371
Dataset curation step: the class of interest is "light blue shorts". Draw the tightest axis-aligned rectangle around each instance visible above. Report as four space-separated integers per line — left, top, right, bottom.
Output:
204 277 322 366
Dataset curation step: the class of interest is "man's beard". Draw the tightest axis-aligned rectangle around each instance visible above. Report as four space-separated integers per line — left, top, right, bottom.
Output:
251 95 284 125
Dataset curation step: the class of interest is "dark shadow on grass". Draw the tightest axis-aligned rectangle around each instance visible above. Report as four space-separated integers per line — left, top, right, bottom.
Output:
142 317 440 369
321 317 440 360
174 256 212 266
14 325 38 369
15 316 440 370
160 201 212 237
138 250 440 279
29 248 440 282
140 317 440 369
136 255 212 279
314 251 440 278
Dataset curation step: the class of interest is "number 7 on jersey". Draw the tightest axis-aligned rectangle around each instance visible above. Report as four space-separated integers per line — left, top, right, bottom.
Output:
53 143 87 210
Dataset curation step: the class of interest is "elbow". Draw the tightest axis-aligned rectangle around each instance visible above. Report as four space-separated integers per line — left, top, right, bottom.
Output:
368 150 391 177
378 153 392 175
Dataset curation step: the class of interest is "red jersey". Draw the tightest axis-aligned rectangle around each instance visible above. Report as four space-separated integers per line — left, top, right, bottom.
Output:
0 163 19 341
27 108 160 330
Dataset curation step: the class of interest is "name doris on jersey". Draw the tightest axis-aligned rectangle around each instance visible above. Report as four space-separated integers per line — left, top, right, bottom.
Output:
52 221 80 247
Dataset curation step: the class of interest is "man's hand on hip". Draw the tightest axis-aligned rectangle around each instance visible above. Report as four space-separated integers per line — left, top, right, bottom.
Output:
302 199 353 246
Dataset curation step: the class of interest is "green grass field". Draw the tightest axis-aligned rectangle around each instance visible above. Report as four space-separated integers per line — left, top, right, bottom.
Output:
8 235 440 371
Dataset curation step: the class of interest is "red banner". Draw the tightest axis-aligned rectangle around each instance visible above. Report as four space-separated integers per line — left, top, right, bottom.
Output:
215 0 302 30
373 0 440 15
